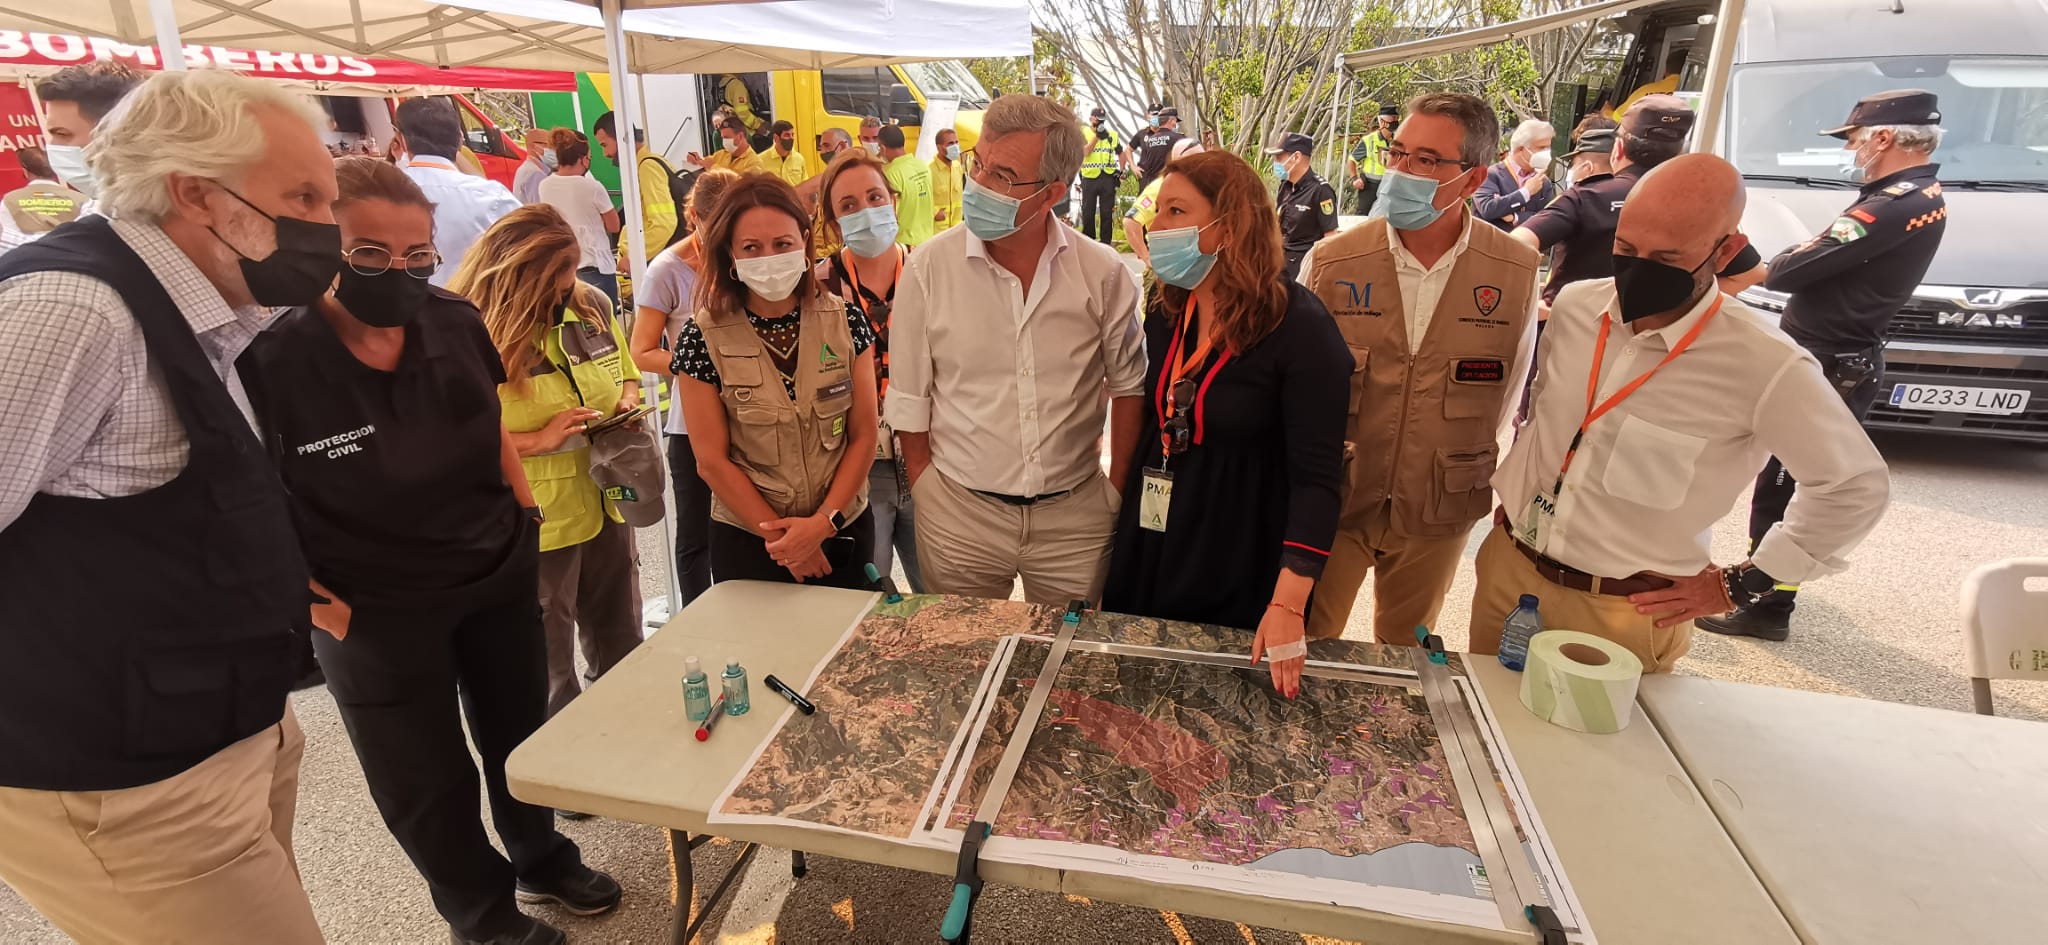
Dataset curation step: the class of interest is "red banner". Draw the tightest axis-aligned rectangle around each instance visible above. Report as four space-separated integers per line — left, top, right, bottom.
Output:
0 31 577 92
0 83 42 192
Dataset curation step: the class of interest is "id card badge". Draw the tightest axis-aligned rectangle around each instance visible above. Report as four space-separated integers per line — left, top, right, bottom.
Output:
1139 468 1174 532
1519 488 1557 549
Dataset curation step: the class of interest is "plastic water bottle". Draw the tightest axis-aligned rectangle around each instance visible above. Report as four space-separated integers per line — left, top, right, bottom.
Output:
721 657 751 716
682 657 712 722
1499 595 1542 671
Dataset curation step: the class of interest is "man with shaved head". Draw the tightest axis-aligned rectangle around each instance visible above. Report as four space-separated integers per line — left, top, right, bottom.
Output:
1472 153 1889 672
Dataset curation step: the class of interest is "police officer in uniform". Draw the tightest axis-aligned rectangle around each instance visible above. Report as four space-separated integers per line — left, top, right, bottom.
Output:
1701 90 1949 642
1077 106 1128 245
1269 132 1340 282
1133 105 1187 191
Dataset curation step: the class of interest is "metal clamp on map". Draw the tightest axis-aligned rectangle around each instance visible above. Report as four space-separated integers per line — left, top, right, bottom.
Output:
864 563 903 604
1414 625 1449 665
941 821 992 942
1525 903 1566 945
1064 599 1091 624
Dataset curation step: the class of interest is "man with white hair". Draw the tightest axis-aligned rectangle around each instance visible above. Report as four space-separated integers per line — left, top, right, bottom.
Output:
0 70 333 943
1701 89 1947 642
1474 117 1558 231
888 93 1147 605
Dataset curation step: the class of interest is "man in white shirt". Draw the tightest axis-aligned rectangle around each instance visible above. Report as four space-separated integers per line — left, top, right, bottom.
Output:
1297 92 1541 645
395 97 519 287
512 128 553 204
1472 154 1889 672
889 93 1147 606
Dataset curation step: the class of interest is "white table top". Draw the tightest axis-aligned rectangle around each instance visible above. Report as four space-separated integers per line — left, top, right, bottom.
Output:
507 583 1793 945
1640 674 2048 945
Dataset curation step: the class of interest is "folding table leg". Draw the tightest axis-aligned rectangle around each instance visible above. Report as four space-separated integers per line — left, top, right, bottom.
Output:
791 850 808 878
669 830 694 945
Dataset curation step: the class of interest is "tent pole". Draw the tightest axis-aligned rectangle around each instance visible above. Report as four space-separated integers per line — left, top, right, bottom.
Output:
1693 0 1746 154
1324 58 1345 180
149 0 188 70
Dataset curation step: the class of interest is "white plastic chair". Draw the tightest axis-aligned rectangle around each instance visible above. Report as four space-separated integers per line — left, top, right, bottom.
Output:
1960 557 2048 716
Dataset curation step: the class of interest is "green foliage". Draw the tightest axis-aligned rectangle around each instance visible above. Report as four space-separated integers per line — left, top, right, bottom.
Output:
965 32 1077 106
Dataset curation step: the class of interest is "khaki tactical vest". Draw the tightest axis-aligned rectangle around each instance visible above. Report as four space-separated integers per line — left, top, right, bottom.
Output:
3 182 81 236
699 292 870 532
1307 217 1538 539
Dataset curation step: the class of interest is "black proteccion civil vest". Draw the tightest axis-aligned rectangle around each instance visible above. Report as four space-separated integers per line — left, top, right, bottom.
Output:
0 217 308 791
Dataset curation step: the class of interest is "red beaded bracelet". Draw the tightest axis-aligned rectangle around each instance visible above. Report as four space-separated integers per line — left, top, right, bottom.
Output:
1267 601 1305 619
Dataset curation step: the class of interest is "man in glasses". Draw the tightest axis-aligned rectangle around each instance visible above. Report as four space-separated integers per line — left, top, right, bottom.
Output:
887 93 1146 606
1296 92 1541 645
1268 132 1340 282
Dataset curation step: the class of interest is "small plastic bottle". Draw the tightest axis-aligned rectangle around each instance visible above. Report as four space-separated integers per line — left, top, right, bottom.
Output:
1498 595 1543 672
720 657 751 716
682 657 712 722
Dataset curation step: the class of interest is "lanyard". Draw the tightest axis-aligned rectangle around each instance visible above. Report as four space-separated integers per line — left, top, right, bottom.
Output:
841 245 903 326
1550 296 1722 496
1155 295 1230 463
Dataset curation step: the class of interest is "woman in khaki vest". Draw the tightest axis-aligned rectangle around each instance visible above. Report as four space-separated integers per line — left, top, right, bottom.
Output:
671 174 881 587
1100 152 1353 698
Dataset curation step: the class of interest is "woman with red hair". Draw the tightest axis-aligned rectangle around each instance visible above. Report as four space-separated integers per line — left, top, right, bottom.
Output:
1102 151 1353 698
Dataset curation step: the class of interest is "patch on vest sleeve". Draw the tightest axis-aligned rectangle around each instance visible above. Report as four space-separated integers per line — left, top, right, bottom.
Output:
1454 359 1506 383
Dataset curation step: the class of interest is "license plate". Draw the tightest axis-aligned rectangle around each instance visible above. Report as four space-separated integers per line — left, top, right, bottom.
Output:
1888 383 2032 415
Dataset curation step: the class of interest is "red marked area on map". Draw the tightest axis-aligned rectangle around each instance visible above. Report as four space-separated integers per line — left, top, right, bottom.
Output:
1045 687 1228 812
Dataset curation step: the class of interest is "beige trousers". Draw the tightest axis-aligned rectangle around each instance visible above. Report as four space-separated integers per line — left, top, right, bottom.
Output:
1467 523 1694 673
911 468 1118 606
0 704 322 944
1307 504 1472 645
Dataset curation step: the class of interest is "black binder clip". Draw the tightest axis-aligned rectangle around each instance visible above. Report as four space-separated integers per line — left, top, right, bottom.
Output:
1064 598 1091 624
1525 904 1567 945
1413 624 1449 665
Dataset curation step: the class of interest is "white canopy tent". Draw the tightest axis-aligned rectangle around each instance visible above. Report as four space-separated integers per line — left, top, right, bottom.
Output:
1335 0 1745 152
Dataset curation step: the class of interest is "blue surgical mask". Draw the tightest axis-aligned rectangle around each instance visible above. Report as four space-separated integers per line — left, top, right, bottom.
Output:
539 148 559 170
47 144 95 196
945 143 961 162
838 205 900 258
1379 167 1456 230
961 175 1046 241
1271 160 1289 180
1146 222 1219 289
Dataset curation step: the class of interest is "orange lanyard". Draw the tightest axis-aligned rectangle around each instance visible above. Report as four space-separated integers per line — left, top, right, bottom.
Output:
841 246 903 327
1551 296 1721 495
1157 295 1228 461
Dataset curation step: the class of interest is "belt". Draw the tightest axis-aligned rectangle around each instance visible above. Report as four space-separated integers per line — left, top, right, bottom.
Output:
1495 518 1672 598
971 488 1073 507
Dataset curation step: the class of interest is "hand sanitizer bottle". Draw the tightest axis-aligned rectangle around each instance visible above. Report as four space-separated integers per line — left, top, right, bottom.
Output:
721 657 750 716
682 657 712 722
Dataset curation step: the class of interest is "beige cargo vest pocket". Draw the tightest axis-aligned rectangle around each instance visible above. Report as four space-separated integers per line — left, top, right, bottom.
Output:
1426 444 1498 527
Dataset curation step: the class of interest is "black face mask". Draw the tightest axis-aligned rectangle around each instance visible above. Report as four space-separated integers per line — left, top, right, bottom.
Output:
1611 237 1725 322
334 266 433 327
209 185 342 306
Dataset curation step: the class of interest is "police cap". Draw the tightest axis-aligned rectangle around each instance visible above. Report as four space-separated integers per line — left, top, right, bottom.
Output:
1821 89 1942 138
1620 94 1695 143
1263 132 1315 157
1566 128 1617 156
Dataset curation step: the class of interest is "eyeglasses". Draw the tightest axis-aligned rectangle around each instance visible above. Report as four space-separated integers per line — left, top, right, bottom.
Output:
1162 377 1197 456
965 154 1046 191
1384 146 1471 176
344 246 441 278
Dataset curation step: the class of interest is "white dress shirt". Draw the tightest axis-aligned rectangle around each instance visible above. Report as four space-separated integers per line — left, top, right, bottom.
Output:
0 219 271 530
1494 279 1889 583
887 215 1147 497
538 173 618 275
402 156 521 287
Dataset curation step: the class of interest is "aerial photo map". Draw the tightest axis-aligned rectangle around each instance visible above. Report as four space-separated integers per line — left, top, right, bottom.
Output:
934 643 1493 903
713 594 1059 837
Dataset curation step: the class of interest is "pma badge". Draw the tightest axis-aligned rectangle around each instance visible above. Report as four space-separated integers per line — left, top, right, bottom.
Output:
1474 285 1502 316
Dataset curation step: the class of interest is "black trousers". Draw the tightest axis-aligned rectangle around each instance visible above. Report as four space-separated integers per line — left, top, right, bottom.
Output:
312 553 582 940
1079 174 1119 244
666 433 714 607
1352 176 1380 216
710 506 877 590
1745 342 1886 615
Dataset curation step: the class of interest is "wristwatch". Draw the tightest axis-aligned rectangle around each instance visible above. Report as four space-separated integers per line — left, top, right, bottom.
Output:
826 508 848 533
525 505 545 524
1721 562 1777 609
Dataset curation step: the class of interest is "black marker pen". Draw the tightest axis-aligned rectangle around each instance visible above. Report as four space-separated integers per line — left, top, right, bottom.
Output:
763 674 815 715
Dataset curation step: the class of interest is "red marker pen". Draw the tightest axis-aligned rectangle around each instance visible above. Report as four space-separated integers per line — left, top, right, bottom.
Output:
696 694 728 741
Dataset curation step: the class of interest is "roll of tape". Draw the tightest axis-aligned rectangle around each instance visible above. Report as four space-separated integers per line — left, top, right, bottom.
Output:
1519 630 1643 734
